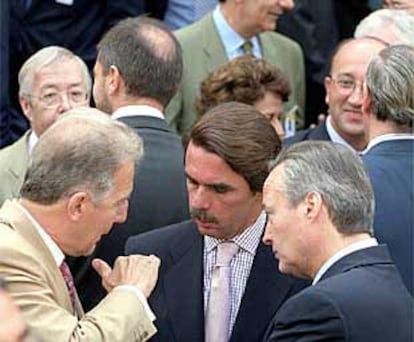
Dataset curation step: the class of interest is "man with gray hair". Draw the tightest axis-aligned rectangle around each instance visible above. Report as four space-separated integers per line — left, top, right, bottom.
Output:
262 141 412 341
362 44 414 295
0 108 160 341
354 8 414 46
0 46 91 206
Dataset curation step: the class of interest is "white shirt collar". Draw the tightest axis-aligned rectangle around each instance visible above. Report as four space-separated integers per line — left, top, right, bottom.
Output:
325 116 357 152
212 5 261 59
205 211 266 255
27 131 39 154
312 237 378 285
362 133 414 154
112 105 164 121
17 201 65 267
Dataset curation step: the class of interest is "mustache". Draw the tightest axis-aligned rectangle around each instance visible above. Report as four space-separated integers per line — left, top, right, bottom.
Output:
190 208 219 224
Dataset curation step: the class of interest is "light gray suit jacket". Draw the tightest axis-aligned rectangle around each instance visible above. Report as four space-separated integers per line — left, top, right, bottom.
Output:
165 13 305 135
0 132 29 206
0 200 156 342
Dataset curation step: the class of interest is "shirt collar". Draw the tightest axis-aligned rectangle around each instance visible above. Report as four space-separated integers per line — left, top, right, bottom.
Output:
27 131 38 154
212 5 261 59
112 105 164 120
16 201 65 267
325 116 357 152
362 133 414 154
312 237 378 285
205 210 266 255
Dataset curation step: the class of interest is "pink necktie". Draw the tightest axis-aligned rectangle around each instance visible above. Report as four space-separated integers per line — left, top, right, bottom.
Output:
59 260 77 313
205 242 239 342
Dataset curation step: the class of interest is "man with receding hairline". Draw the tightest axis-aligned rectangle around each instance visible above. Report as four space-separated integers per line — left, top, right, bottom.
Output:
262 141 412 341
78 16 189 310
285 38 386 152
0 109 160 342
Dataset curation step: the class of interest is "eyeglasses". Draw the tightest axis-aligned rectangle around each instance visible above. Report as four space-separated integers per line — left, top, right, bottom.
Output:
26 89 88 108
328 76 364 95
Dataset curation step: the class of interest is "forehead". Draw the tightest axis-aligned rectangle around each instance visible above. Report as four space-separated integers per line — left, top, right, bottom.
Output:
264 165 284 195
185 141 249 187
33 58 84 89
331 39 385 75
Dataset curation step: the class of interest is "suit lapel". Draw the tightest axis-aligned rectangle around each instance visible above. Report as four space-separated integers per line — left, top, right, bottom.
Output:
0 200 76 314
202 14 228 74
163 226 204 342
230 242 297 342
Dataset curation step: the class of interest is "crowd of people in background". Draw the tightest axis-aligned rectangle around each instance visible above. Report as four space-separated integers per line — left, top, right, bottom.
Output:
0 1 413 342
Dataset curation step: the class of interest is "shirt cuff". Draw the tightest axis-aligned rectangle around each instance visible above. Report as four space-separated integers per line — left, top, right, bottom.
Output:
113 285 156 321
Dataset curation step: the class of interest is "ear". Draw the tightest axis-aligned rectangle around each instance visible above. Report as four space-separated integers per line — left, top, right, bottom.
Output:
19 95 33 122
302 191 323 221
106 65 123 96
66 191 91 222
324 76 332 106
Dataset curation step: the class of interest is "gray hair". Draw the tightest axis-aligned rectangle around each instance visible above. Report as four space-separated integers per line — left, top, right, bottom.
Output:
20 108 143 204
270 141 374 235
18 46 92 98
365 44 414 127
354 9 414 46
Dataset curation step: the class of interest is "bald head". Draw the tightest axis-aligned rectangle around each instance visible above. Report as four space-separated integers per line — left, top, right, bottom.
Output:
95 17 183 107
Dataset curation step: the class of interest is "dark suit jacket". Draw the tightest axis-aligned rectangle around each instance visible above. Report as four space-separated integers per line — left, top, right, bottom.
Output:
363 139 414 295
141 0 168 19
283 122 330 146
126 220 308 342
74 115 189 310
264 245 413 341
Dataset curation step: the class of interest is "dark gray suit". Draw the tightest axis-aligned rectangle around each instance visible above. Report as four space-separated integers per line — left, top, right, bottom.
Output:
74 114 189 310
283 122 330 146
126 220 308 342
363 139 414 295
264 245 413 342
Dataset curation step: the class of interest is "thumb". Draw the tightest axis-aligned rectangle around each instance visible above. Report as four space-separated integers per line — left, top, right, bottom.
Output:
92 258 112 280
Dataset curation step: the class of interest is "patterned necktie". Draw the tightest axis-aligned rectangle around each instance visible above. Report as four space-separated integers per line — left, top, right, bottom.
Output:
59 260 77 313
205 242 239 342
241 40 254 55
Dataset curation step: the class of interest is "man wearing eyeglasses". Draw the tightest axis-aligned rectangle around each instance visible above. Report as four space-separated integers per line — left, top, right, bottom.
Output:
285 38 386 152
0 46 91 207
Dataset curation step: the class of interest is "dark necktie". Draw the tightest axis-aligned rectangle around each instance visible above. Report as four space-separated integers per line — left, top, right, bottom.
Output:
59 260 77 313
241 40 254 55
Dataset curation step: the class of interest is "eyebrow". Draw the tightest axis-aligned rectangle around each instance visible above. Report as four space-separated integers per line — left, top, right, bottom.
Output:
186 173 235 191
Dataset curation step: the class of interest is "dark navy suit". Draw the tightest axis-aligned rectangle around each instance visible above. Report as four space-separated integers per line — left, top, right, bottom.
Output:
126 220 308 342
363 139 414 295
284 122 330 146
264 245 413 341
73 115 189 310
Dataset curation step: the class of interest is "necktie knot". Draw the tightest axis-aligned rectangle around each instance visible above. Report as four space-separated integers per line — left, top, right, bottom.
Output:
216 242 239 267
241 40 254 55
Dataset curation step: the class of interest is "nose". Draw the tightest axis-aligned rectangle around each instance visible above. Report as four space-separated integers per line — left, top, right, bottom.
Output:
262 222 273 246
278 0 294 11
57 93 72 113
347 84 364 105
189 186 211 211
